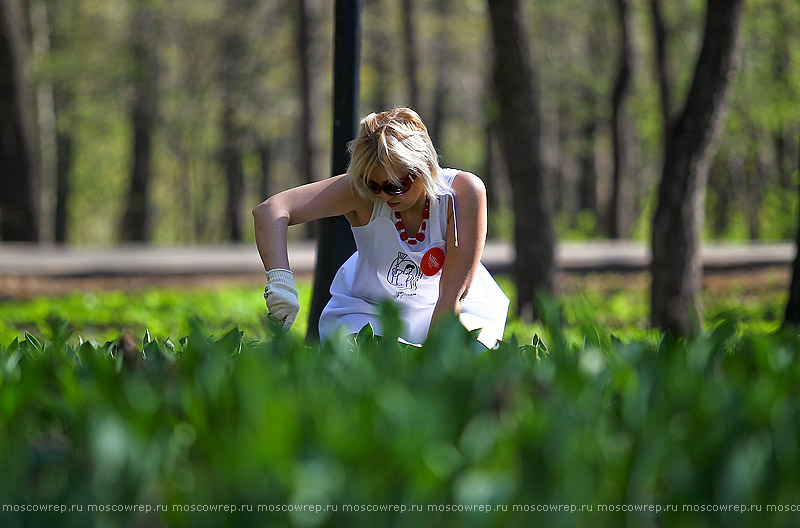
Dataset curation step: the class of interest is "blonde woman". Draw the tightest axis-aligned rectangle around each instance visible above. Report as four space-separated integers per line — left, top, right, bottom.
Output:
253 108 509 347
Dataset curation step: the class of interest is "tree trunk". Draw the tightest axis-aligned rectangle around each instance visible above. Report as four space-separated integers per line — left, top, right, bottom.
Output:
217 0 253 242
54 119 72 243
401 0 420 110
221 105 244 241
429 0 451 147
785 127 800 326
578 22 602 216
578 89 598 214
708 151 730 237
608 0 634 239
0 0 40 241
745 147 767 240
49 2 73 244
258 142 272 203
487 0 555 318
30 0 56 242
650 0 673 136
297 0 321 238
650 0 744 335
120 7 158 242
365 0 389 111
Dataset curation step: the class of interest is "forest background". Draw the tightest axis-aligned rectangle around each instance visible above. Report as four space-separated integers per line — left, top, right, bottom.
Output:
1 0 800 335
2 0 797 247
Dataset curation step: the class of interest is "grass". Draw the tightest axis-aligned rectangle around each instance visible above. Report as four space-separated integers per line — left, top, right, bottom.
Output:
0 269 789 347
3 296 800 527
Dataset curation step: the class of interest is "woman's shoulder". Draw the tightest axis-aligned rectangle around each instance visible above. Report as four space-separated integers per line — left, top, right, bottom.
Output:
445 171 486 206
451 170 485 194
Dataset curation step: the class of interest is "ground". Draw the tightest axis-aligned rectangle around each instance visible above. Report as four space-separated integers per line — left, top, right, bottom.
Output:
0 267 789 301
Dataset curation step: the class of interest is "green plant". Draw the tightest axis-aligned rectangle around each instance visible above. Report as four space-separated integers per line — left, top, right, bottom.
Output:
2 301 799 527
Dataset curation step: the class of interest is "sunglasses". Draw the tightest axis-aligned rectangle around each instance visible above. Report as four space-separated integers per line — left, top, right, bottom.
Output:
366 172 417 195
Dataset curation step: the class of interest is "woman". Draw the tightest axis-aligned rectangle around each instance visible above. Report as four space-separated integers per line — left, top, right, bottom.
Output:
252 108 509 347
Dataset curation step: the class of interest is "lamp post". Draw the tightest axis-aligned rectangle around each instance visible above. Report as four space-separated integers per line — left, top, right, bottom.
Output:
307 0 362 339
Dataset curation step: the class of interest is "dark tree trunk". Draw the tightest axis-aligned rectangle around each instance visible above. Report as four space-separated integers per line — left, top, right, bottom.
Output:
365 0 389 111
54 124 72 243
221 105 244 241
429 0 451 147
0 0 40 241
578 22 602 216
775 132 791 190
650 0 673 136
771 0 791 191
483 109 500 213
746 148 767 240
401 0 420 110
50 8 73 244
608 0 634 239
218 0 253 242
708 151 730 237
578 93 598 214
120 7 158 242
785 127 800 326
487 0 555 318
297 0 321 238
258 142 272 203
650 0 744 335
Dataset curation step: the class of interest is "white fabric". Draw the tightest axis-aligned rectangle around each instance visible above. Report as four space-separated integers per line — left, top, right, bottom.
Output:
265 268 301 330
319 168 509 347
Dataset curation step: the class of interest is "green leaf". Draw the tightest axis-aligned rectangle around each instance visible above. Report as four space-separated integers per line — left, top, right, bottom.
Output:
25 332 43 354
356 322 375 344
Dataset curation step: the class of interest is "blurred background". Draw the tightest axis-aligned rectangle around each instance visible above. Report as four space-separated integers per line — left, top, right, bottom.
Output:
1 0 797 246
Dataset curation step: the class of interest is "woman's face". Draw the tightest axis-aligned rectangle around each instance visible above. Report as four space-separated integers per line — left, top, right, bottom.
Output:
368 165 426 213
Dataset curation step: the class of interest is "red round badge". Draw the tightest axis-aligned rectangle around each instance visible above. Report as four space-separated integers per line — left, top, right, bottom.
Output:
421 247 445 276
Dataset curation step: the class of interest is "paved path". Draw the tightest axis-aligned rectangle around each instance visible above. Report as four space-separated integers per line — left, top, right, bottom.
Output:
0 241 793 277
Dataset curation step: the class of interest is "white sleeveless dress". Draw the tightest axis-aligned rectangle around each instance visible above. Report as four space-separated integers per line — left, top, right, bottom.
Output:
319 168 509 348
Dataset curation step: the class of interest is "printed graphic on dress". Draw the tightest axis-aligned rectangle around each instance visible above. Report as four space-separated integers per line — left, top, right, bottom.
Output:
387 252 422 291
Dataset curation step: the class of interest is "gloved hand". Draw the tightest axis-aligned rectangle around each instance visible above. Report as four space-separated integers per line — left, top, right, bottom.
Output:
264 269 301 330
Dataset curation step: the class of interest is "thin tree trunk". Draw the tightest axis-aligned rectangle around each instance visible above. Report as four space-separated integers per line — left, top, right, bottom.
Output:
745 146 767 240
54 118 72 243
30 0 56 242
785 127 800 326
297 0 321 238
650 0 744 335
483 109 499 213
578 90 598 214
487 0 555 319
221 105 244 241
708 151 730 237
49 2 73 244
650 0 673 135
608 0 634 239
578 21 602 216
429 0 451 147
120 7 158 242
365 0 389 111
401 0 420 110
258 142 272 203
0 0 40 241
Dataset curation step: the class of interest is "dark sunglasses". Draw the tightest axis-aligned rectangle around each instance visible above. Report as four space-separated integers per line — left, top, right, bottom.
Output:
366 172 416 195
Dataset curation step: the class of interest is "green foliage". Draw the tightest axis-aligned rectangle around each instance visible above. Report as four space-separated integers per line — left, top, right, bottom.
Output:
1 304 800 527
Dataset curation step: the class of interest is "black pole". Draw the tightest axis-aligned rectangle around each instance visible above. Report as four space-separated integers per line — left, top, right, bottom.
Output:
307 0 361 339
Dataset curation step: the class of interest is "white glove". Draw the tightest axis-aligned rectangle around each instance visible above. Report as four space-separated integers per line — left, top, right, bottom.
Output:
264 269 300 330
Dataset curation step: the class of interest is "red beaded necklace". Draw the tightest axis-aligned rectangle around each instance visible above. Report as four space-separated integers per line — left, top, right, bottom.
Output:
394 197 430 245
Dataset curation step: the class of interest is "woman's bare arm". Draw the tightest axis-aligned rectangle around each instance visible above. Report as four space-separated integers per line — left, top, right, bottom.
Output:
252 174 370 272
430 172 487 329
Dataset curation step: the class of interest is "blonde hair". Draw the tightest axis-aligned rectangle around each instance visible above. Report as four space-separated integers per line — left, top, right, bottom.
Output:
346 107 452 201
